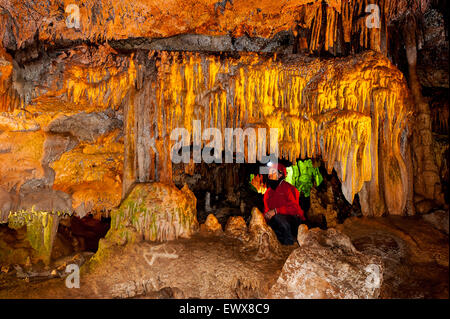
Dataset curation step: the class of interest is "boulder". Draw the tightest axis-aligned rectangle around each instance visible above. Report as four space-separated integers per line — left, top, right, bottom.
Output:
268 226 384 299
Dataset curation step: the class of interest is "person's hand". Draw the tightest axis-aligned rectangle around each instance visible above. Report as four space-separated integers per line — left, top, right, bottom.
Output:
264 209 276 220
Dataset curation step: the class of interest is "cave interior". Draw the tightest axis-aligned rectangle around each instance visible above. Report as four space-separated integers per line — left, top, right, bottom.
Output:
0 0 448 299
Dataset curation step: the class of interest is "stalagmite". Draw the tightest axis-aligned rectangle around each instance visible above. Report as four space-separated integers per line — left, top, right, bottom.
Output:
402 12 445 210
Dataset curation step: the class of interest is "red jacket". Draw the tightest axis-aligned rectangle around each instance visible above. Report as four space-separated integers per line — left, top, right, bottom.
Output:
264 180 305 220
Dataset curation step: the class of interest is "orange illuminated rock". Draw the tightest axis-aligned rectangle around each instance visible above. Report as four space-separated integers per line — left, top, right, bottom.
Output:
50 129 124 216
225 215 248 240
127 50 413 217
200 213 223 233
0 0 314 45
0 0 412 55
107 182 199 244
0 48 21 112
244 207 283 260
0 187 14 223
0 130 46 192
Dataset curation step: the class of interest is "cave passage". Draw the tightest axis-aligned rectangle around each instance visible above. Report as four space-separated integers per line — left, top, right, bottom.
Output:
173 152 361 230
57 215 111 253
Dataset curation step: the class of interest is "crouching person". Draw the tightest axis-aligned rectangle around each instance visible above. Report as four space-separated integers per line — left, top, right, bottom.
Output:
263 163 305 245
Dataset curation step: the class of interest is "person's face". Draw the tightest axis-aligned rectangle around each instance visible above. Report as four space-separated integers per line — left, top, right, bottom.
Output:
268 168 281 180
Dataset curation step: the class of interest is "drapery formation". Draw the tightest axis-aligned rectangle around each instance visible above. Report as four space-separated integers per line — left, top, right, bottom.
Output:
123 50 413 217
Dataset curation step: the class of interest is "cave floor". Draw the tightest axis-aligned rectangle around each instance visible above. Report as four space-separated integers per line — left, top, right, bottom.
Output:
337 216 449 299
0 233 294 299
0 216 448 299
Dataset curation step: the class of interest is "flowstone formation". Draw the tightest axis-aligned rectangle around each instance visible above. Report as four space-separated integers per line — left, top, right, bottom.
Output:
105 182 198 244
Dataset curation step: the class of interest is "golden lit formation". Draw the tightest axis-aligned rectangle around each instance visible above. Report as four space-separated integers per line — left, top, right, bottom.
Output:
0 0 447 301
151 51 412 214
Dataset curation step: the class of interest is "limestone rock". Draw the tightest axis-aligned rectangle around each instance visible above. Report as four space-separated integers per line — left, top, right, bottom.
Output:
336 216 449 298
0 113 40 132
50 129 124 217
1 44 415 220
108 183 199 244
6 211 62 266
225 215 248 240
268 227 384 299
18 189 72 214
45 112 121 143
243 207 283 261
0 0 423 57
296 224 309 246
422 210 449 235
224 210 282 261
308 186 338 227
0 187 13 223
200 214 222 233
0 130 46 192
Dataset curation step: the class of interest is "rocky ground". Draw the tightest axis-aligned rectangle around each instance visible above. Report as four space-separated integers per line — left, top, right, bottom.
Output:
0 233 293 299
337 215 449 298
0 214 447 299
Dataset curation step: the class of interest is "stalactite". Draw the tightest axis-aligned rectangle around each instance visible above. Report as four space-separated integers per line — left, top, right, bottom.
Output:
65 59 136 110
121 50 413 216
3 43 411 216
